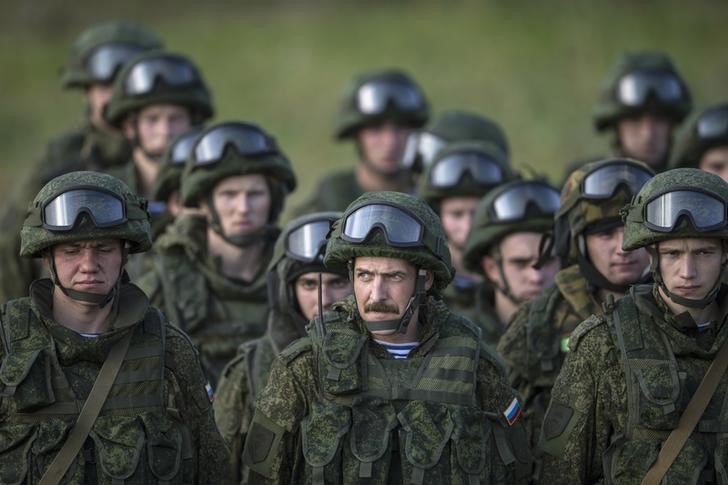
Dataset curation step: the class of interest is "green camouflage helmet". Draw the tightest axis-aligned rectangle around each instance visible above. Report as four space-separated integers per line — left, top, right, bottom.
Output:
669 102 728 169
418 140 512 207
430 110 510 156
555 158 654 260
60 21 162 89
324 191 454 290
180 121 297 222
334 69 429 140
20 171 151 258
153 127 204 202
622 168 728 251
593 50 691 132
103 50 213 127
462 179 560 274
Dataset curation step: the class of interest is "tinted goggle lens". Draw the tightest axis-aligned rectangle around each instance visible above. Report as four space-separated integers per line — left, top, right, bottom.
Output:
617 71 683 106
582 163 653 199
286 220 332 262
430 153 503 188
356 80 424 115
401 131 446 169
645 190 727 232
42 189 126 230
492 183 560 221
169 129 203 165
85 43 144 82
124 57 199 95
343 204 423 245
192 123 277 165
696 106 728 140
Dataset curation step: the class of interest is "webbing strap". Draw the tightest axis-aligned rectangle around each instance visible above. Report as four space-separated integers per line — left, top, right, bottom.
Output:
37 330 133 485
641 335 728 485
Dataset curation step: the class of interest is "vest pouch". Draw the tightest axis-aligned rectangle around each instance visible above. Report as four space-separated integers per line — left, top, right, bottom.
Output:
0 423 37 484
140 411 193 484
31 419 81 483
608 436 707 485
301 400 351 484
451 406 490 482
397 400 454 485
632 359 681 429
320 330 366 395
347 397 397 481
1 348 55 411
91 415 146 483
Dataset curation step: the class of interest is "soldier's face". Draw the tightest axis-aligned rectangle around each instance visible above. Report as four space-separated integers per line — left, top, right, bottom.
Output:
294 272 352 322
126 104 192 156
50 239 123 300
617 114 673 167
85 83 114 130
657 238 726 306
585 226 650 286
204 174 271 238
353 256 433 334
439 196 480 250
699 146 728 183
482 232 559 301
357 122 412 174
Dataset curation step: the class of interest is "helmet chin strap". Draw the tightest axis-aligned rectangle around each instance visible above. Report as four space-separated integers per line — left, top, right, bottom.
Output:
46 249 127 308
488 247 524 306
649 247 724 309
362 268 428 334
206 193 278 248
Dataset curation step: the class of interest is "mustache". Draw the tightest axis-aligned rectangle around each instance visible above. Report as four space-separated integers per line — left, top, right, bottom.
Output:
363 301 399 314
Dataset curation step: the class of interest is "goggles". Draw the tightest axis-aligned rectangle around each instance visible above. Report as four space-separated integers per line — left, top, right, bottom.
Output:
286 219 333 263
192 122 278 166
491 182 560 222
42 188 127 231
429 152 503 188
356 79 425 115
401 131 446 169
84 43 145 83
696 105 728 140
581 162 653 200
124 56 200 96
616 71 684 107
644 189 727 232
169 129 203 165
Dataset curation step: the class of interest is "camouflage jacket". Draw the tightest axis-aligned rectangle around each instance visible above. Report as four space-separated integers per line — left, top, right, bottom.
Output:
137 213 274 387
243 295 532 484
289 169 363 218
0 279 228 484
539 284 728 484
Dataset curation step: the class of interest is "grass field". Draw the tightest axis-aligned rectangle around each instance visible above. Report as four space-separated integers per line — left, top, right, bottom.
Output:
1 0 727 214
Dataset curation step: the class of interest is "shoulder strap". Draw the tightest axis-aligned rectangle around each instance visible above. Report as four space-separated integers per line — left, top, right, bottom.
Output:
37 330 134 485
641 335 728 485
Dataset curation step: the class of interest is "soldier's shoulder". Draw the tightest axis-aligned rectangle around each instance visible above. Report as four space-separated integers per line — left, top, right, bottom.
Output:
278 336 313 365
567 313 613 354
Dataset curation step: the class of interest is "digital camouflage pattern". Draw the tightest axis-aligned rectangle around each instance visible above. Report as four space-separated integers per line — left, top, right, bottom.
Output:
539 284 728 483
441 280 505 353
242 295 532 483
669 102 728 170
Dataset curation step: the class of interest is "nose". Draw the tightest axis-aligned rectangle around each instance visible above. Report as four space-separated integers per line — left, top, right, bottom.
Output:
614 228 627 256
320 283 336 310
234 193 249 214
369 277 387 302
678 254 697 280
79 249 99 272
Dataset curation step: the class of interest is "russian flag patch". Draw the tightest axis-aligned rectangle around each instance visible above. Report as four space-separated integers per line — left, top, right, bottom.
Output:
205 382 214 403
503 397 522 425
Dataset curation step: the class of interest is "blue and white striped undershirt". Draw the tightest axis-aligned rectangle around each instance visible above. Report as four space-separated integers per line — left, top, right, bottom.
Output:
374 339 419 359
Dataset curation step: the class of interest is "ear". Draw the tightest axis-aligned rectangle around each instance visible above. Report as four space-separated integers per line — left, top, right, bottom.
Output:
424 270 435 291
480 254 501 285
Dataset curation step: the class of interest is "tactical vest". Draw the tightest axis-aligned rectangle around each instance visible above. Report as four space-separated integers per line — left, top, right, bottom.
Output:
0 299 195 484
299 303 522 484
602 290 728 484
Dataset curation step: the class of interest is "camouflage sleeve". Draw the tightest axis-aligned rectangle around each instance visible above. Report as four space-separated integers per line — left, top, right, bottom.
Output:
538 316 625 484
243 345 315 484
135 267 163 307
497 302 530 395
165 325 230 482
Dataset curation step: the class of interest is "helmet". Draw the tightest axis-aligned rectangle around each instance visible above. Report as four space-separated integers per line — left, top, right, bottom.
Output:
669 102 728 169
403 110 510 171
103 50 213 127
462 179 560 274
20 171 151 258
324 191 454 290
418 140 513 208
152 127 204 202
593 50 691 132
61 21 162 89
334 69 429 140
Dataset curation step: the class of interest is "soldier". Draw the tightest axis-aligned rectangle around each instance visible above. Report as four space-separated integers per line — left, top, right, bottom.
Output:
137 121 296 387
213 212 352 484
242 191 532 484
540 168 728 483
291 69 428 216
670 102 728 182
418 140 515 327
460 179 561 350
497 159 653 470
0 171 228 483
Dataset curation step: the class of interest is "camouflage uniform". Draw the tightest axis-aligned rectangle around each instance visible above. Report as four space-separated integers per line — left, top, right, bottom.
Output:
243 192 532 484
0 171 227 483
290 69 428 217
137 121 296 387
540 168 728 483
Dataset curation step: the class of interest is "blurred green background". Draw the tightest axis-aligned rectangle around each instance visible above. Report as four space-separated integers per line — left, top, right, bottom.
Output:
1 0 727 215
